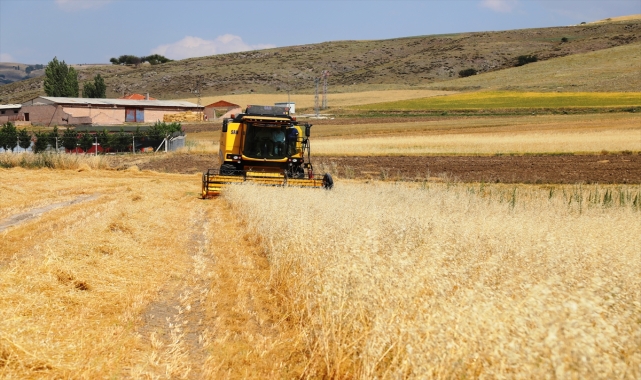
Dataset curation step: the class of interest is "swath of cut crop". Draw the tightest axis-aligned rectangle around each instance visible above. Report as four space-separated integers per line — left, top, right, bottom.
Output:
223 182 641 379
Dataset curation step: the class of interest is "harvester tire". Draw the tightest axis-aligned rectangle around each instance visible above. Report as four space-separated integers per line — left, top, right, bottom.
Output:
322 173 334 190
201 173 208 199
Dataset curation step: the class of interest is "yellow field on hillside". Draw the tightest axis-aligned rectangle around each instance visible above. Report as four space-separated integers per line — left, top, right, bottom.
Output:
180 89 455 111
590 14 641 23
357 91 641 111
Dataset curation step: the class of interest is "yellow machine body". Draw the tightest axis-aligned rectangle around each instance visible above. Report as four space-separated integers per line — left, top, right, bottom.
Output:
202 105 332 198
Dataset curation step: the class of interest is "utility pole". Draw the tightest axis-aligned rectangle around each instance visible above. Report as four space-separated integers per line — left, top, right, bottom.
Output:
196 76 203 121
314 77 320 117
321 70 329 110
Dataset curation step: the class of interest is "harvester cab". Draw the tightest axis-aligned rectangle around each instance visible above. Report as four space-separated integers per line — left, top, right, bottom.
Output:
202 105 333 198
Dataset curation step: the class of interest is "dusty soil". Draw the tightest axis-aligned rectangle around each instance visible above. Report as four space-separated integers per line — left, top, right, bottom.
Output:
0 194 100 233
107 153 641 184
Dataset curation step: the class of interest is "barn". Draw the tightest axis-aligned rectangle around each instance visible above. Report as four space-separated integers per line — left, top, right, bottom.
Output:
0 104 22 124
19 96 203 126
203 100 241 121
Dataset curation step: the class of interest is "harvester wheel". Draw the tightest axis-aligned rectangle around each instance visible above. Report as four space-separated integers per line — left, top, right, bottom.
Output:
201 173 208 199
322 173 334 190
220 164 237 176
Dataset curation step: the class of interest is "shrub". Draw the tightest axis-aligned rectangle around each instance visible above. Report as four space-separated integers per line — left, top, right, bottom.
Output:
516 55 538 66
0 122 18 152
17 128 31 152
561 37 569 43
62 127 78 152
79 131 94 152
458 68 477 78
32 131 50 153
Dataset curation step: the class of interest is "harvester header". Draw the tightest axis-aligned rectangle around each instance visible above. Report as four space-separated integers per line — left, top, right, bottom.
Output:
201 104 333 198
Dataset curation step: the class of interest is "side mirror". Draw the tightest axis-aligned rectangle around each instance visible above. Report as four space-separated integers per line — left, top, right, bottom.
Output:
305 123 312 137
222 119 228 133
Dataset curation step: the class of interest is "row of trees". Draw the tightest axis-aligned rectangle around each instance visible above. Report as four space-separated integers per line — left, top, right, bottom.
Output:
109 54 172 66
0 122 31 152
43 57 107 98
0 121 183 154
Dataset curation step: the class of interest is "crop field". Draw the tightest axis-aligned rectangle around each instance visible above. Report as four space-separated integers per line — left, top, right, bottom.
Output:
313 128 640 156
184 113 641 156
182 89 454 112
224 182 641 378
1 166 639 379
354 91 641 111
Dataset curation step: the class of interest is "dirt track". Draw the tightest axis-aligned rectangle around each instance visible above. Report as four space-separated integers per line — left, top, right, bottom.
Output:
110 153 641 184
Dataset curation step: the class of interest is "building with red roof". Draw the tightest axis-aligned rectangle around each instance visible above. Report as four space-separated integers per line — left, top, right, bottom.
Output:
119 93 157 100
204 100 241 120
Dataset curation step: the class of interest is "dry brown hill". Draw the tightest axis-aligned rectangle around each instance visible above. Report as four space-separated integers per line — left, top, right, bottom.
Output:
1 19 640 104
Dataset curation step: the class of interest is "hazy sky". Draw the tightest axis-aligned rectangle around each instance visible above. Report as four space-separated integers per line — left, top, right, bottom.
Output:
1 0 639 64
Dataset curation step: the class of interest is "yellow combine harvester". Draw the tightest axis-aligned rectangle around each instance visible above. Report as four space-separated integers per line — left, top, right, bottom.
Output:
202 105 333 198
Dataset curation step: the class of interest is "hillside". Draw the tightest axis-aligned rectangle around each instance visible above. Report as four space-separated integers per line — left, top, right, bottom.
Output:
0 63 45 85
424 42 641 92
1 19 640 104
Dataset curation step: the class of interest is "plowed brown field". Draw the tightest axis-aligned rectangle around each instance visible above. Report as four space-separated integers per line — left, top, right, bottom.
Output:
107 153 641 184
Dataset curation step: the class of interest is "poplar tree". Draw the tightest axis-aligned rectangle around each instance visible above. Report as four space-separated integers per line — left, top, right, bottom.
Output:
44 57 79 97
83 74 107 98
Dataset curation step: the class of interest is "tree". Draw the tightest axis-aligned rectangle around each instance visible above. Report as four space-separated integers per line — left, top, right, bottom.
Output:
112 128 130 152
142 54 172 65
32 131 50 153
18 128 31 152
459 68 477 78
147 121 182 140
0 122 18 152
110 54 172 66
83 81 96 98
0 123 8 152
93 74 107 98
83 74 107 98
113 55 142 66
62 127 78 152
79 131 94 153
44 57 79 97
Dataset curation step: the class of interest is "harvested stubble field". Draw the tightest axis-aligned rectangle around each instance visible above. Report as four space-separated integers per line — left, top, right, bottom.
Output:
0 167 308 378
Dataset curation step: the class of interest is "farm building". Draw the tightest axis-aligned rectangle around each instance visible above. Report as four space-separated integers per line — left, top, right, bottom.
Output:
19 96 203 126
119 93 157 100
0 104 22 124
204 100 241 120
